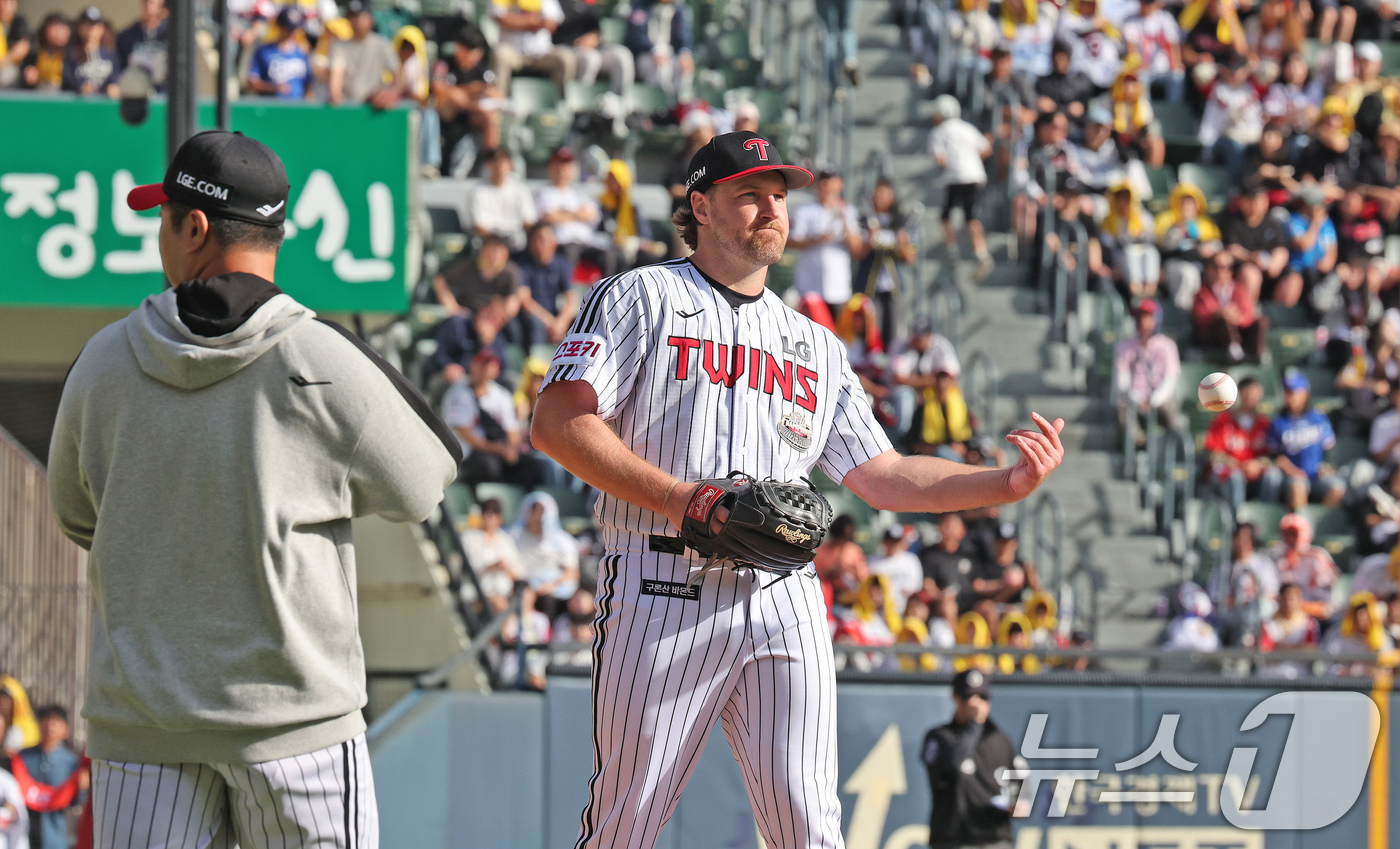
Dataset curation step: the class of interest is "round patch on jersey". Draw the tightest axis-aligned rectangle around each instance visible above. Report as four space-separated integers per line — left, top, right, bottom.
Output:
777 411 813 451
961 758 977 775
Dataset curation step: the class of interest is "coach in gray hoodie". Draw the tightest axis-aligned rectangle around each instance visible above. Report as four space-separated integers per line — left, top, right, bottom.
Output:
49 131 460 847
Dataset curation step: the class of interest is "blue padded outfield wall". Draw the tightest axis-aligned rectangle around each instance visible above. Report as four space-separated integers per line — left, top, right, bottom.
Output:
369 676 1395 849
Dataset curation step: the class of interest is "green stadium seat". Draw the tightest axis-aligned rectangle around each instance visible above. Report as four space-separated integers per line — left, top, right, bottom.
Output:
1228 363 1283 413
1176 163 1232 213
599 16 626 45
1379 41 1400 76
1298 505 1356 571
510 76 561 112
1235 501 1287 542
710 29 757 86
1157 299 1192 339
1297 365 1342 413
1298 504 1352 537
1144 165 1175 213
629 83 672 116
528 343 557 363
725 87 786 126
474 482 526 523
1262 301 1312 329
824 489 877 530
1154 101 1203 164
565 81 612 111
540 484 589 520
503 343 525 376
1267 326 1317 369
1327 435 1369 467
443 482 475 527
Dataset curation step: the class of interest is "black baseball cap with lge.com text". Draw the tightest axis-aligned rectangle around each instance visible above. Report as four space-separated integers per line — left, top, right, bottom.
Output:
683 131 814 203
127 131 290 227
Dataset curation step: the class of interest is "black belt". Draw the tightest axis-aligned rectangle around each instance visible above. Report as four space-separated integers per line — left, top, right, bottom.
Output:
648 535 687 555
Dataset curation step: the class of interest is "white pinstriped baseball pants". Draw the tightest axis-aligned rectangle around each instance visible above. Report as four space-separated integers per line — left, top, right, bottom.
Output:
576 542 844 849
92 734 376 849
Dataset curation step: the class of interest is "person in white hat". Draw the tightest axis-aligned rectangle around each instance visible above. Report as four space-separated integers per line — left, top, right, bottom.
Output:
928 94 994 271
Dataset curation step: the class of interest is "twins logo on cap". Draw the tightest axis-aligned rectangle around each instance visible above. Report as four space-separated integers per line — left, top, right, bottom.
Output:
127 130 291 226
683 132 814 200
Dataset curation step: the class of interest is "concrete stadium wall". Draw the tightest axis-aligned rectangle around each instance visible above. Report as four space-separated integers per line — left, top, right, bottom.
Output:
370 677 1396 849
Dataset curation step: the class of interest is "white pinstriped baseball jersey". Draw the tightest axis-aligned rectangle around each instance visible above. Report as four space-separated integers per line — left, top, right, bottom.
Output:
544 257 891 538
542 257 892 849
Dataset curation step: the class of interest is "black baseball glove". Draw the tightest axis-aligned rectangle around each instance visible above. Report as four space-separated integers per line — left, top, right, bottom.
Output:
679 473 834 578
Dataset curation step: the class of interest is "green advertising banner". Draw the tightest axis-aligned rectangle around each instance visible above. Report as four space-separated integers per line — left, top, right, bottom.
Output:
0 97 415 312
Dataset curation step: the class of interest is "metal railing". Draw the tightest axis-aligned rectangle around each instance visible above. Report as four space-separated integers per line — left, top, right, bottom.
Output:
1158 427 1197 548
537 640 1398 682
1019 491 1067 590
930 279 965 354
964 349 998 435
778 1 852 175
1195 497 1236 592
418 579 531 691
0 426 90 741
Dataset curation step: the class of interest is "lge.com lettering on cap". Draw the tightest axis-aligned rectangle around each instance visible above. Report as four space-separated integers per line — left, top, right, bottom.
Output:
176 172 230 201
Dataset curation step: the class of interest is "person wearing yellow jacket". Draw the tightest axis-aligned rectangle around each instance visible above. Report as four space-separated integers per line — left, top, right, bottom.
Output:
1101 180 1162 299
1156 182 1223 309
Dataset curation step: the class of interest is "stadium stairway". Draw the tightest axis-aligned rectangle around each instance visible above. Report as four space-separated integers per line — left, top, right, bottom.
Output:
848 5 1170 655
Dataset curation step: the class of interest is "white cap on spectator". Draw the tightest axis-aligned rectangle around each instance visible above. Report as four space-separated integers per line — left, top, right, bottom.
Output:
1358 41 1383 64
1384 308 1400 340
932 94 960 122
680 109 713 135
734 101 761 123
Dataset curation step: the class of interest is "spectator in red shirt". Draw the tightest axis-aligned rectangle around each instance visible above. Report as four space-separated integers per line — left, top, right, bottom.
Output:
1271 513 1338 620
1192 252 1269 363
1257 582 1320 678
1203 375 1281 505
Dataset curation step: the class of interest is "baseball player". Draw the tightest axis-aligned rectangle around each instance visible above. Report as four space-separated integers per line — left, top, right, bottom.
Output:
48 131 461 849
531 131 1065 849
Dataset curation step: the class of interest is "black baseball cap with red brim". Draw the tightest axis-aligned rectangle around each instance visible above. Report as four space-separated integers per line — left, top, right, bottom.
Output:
127 130 290 227
683 131 813 203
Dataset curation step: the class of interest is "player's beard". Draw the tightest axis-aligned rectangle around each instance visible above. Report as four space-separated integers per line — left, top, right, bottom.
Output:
719 222 787 268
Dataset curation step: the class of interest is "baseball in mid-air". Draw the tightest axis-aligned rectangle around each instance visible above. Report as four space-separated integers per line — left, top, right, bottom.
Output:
1198 372 1238 412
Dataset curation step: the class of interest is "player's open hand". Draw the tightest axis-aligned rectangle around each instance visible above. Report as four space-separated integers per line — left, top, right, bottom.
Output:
1003 412 1066 501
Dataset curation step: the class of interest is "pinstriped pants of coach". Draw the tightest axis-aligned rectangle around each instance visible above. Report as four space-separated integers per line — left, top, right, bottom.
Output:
576 541 844 849
91 734 376 849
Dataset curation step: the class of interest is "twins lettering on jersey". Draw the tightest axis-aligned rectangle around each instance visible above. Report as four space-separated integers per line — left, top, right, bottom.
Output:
666 336 821 413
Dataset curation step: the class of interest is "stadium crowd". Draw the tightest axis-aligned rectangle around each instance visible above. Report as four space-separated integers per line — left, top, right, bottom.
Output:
0 676 85 849
928 0 1400 669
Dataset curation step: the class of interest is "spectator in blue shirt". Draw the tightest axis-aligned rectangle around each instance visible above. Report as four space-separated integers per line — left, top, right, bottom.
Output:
429 294 510 390
1268 369 1345 511
18 705 83 849
624 0 694 99
1276 183 1339 309
247 7 311 100
511 223 578 348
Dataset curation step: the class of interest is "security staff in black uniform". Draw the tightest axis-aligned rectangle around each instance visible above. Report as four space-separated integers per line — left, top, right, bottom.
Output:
921 669 1022 849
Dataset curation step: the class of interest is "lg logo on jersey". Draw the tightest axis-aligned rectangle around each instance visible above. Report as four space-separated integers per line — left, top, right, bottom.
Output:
667 336 821 413
781 336 813 362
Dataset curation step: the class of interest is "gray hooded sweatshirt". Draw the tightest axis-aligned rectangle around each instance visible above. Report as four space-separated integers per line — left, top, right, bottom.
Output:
49 274 460 764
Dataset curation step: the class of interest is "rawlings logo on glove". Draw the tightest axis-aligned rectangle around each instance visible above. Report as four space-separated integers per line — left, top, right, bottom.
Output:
678 473 835 576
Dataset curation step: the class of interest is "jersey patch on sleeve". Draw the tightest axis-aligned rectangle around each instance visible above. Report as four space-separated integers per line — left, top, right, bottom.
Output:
551 333 608 366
